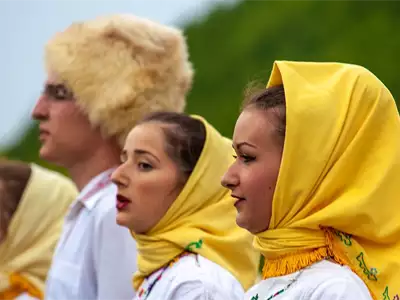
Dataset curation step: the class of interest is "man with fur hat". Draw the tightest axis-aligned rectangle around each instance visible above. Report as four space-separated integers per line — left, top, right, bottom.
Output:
32 14 193 300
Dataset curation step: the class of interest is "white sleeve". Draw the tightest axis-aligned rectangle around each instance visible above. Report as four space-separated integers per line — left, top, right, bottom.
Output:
309 279 373 300
166 280 238 300
93 199 138 300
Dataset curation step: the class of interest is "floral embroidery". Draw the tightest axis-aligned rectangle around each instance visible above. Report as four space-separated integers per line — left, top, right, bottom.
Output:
185 239 203 251
356 252 377 281
334 230 352 246
383 287 390 300
250 295 259 300
383 287 400 300
334 230 398 299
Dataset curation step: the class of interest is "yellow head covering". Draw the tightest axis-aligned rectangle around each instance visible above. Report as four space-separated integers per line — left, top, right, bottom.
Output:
133 115 259 290
0 164 78 299
254 61 400 299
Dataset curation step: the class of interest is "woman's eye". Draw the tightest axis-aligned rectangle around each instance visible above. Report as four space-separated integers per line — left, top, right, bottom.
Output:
241 155 255 163
138 162 153 171
232 154 255 163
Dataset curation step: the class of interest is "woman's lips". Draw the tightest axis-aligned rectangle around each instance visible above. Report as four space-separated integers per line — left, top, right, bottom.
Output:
116 194 131 210
232 195 246 208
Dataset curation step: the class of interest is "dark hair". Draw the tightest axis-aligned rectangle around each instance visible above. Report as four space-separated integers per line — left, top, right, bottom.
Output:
138 112 206 184
242 83 286 141
0 160 32 242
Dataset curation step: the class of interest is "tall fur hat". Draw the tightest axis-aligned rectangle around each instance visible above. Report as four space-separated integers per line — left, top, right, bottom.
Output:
45 14 193 146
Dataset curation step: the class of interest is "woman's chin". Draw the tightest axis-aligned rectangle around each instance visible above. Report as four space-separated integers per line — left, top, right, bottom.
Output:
236 213 267 234
236 212 257 234
116 211 131 228
235 213 249 231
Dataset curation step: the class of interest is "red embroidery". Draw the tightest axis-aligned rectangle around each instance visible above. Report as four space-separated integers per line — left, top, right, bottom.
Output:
80 171 113 202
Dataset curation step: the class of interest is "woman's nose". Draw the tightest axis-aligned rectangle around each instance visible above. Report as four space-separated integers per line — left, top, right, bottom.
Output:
221 167 239 190
111 165 127 187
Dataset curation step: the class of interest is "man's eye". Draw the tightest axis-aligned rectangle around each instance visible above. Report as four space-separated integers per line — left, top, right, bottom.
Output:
45 84 74 100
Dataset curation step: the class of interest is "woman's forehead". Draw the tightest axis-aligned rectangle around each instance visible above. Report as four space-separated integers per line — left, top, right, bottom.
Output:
233 109 279 146
124 123 168 158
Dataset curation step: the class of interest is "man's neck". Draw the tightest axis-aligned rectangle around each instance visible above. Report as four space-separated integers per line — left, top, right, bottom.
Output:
68 147 120 191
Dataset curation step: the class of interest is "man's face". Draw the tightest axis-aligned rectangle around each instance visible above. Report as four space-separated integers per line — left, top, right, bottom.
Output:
31 72 101 167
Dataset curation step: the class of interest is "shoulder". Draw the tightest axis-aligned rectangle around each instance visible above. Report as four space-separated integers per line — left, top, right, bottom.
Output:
158 255 244 300
308 278 372 300
307 261 371 299
303 260 368 282
245 261 372 300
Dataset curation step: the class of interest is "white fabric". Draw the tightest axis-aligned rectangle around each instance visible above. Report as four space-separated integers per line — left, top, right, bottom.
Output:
135 254 244 300
244 260 372 300
44 169 137 300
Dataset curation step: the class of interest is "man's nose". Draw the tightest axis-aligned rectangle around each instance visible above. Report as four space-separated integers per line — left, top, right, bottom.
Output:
32 95 49 121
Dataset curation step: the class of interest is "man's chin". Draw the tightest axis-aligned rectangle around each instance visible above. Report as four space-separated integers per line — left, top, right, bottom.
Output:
39 145 59 164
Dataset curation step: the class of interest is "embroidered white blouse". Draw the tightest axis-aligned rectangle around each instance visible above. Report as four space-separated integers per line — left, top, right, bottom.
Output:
244 260 372 300
135 254 244 300
44 169 137 300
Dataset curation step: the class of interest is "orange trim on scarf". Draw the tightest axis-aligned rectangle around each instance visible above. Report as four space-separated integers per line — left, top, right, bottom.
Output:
262 228 376 300
0 274 43 300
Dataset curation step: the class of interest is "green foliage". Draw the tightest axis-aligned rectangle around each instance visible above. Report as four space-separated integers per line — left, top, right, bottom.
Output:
4 0 400 169
184 0 400 137
4 121 68 174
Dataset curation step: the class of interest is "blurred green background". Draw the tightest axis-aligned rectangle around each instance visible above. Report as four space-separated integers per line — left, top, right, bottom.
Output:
3 0 400 173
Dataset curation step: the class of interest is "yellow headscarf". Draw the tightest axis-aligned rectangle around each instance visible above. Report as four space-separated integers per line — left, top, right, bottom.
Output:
133 115 259 290
0 164 78 299
255 61 400 299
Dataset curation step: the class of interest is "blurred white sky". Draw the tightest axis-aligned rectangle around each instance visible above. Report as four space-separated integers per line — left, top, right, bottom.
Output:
0 0 234 148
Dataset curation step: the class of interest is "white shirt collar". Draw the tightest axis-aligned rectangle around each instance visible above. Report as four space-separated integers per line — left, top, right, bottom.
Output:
76 168 116 210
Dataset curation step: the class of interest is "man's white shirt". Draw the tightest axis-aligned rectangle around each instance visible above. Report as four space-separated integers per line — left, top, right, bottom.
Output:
45 169 137 300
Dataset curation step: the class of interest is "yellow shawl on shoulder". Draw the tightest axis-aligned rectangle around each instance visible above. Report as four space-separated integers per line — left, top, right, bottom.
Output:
0 164 78 299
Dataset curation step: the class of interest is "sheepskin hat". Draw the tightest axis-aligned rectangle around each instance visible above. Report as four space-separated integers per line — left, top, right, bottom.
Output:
45 14 193 146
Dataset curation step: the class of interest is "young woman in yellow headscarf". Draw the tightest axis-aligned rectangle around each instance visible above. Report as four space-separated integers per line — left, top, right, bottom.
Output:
222 61 400 300
0 161 78 299
111 112 259 300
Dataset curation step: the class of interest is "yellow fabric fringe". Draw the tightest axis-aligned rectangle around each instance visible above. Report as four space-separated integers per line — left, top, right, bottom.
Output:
262 228 377 300
0 274 43 300
262 247 330 279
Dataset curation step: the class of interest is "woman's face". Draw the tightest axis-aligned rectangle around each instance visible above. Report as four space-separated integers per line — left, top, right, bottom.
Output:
111 122 182 234
221 108 283 234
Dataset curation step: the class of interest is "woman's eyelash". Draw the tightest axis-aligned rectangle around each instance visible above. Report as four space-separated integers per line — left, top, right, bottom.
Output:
233 154 255 163
138 162 153 171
